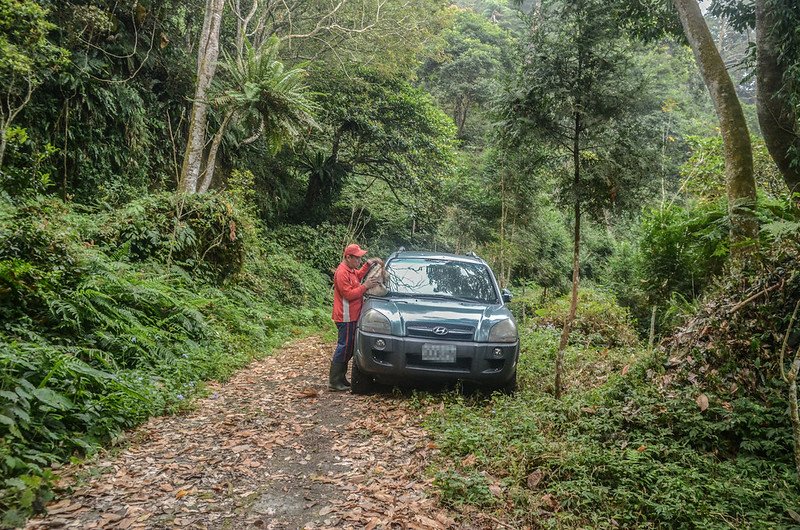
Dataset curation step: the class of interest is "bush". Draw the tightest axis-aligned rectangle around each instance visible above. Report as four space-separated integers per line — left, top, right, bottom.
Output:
0 127 60 201
271 222 352 277
532 287 639 348
607 196 800 339
596 236 652 336
638 201 729 306
94 192 248 283
506 282 548 325
637 196 799 311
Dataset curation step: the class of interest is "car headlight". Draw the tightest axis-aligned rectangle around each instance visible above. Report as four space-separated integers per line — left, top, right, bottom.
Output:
488 319 517 343
360 309 392 334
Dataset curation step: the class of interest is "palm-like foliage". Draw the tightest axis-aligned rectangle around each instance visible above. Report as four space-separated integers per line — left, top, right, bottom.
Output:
213 37 318 151
195 37 317 192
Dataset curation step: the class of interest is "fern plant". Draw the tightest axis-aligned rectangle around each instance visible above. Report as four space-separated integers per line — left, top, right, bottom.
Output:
0 193 330 524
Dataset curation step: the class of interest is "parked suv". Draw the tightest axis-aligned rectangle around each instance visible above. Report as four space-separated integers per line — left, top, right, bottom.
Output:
351 250 519 394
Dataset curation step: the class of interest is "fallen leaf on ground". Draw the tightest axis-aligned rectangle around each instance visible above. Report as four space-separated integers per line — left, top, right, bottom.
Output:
526 470 543 489
696 393 709 411
541 493 560 511
23 336 479 530
298 388 320 398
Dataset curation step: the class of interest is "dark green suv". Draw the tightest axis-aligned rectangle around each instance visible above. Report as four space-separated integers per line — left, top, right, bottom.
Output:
351 250 519 394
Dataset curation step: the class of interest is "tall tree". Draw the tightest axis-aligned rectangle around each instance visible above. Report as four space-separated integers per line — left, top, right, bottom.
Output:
419 9 514 140
507 0 661 397
5 1 204 200
705 0 800 196
672 0 758 253
227 0 448 75
198 38 317 193
754 0 800 194
179 0 225 193
299 69 456 223
179 0 448 194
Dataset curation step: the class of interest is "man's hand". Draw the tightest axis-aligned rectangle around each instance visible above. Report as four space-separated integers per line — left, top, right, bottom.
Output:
364 275 381 289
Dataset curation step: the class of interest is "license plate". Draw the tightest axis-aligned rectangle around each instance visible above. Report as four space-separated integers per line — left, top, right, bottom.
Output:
421 343 457 362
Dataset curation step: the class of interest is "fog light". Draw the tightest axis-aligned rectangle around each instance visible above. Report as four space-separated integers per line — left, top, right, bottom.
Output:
374 339 386 350
492 348 503 358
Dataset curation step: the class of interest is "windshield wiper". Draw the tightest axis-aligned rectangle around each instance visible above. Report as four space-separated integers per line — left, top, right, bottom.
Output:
394 293 485 304
450 296 489 304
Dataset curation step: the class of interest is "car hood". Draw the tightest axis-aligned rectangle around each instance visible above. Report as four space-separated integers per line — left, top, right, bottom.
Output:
362 296 516 342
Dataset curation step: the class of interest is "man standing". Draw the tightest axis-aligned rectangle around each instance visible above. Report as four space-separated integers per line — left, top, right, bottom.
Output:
329 243 382 391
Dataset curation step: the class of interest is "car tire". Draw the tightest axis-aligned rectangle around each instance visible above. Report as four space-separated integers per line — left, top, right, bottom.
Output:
497 370 517 395
350 361 377 395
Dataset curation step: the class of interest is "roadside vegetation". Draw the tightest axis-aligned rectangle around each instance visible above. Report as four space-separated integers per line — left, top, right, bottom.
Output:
0 192 329 526
426 252 800 527
2 0 800 527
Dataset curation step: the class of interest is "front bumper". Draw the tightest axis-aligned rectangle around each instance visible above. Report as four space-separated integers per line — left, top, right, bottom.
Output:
354 330 518 386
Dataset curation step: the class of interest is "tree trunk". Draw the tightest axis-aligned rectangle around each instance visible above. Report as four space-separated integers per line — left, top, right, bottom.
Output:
673 0 758 253
0 117 7 171
789 367 800 480
62 99 70 199
505 222 515 287
716 16 727 59
499 172 506 287
198 111 234 193
755 0 800 195
555 111 582 399
180 0 225 193
556 198 580 399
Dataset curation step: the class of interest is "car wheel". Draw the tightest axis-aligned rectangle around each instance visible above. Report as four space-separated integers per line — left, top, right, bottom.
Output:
497 370 517 395
350 361 377 395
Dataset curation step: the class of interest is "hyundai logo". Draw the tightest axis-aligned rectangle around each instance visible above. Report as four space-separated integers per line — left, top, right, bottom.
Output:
432 326 448 335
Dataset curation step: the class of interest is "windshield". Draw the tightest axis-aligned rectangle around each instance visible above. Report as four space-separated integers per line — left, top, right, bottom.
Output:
386 258 499 304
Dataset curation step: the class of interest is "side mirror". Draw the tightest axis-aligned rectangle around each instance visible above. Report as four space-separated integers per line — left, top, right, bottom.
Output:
501 288 512 303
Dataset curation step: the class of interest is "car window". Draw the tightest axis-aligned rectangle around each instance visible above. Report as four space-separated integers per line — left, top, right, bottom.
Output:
386 258 499 304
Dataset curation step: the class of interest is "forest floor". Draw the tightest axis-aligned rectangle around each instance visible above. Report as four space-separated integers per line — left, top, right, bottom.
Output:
23 336 493 530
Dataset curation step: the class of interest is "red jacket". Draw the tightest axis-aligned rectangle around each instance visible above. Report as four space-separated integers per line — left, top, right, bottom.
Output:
332 261 371 322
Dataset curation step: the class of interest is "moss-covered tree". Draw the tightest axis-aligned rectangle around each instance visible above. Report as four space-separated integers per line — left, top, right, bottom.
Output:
754 0 800 195
673 0 758 254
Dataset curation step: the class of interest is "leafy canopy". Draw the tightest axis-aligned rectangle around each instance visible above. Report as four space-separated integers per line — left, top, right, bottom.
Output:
504 0 662 217
420 7 515 139
300 68 457 222
0 0 67 89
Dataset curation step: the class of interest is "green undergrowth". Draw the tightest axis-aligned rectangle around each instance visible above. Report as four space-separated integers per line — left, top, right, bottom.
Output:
426 327 799 528
509 286 640 348
0 194 329 527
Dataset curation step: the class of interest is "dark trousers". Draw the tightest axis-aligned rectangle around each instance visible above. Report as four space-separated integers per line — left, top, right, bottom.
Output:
332 321 357 364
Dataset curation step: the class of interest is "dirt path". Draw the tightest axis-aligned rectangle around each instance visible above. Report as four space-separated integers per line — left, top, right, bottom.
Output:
24 336 481 530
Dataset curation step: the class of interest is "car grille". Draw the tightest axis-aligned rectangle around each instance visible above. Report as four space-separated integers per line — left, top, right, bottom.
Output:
405 322 475 341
